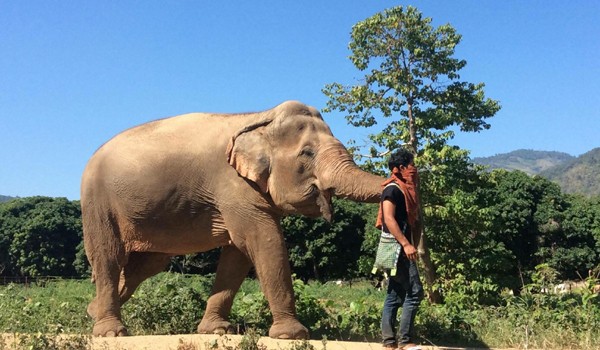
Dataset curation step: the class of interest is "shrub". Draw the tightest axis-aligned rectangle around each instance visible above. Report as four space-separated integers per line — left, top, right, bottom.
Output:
123 273 212 335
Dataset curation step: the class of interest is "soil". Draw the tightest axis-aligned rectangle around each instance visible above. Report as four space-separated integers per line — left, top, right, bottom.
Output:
2 333 503 350
89 334 463 350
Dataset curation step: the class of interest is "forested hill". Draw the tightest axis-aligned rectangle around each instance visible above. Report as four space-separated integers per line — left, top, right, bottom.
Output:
0 195 15 203
540 148 600 196
473 149 574 174
474 148 600 196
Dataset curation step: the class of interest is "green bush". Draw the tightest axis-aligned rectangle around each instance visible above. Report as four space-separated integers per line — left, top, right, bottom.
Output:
0 279 93 334
123 273 212 335
229 283 271 333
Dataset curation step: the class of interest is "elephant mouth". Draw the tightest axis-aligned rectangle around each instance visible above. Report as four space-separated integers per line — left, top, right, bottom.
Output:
314 186 333 222
293 184 332 222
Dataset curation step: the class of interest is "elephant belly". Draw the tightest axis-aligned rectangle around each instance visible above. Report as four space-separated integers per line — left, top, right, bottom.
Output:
124 210 230 255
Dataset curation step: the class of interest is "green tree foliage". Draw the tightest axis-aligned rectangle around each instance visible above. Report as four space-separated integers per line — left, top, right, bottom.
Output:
281 198 372 281
421 150 511 304
537 194 600 279
0 196 85 277
322 5 500 162
482 170 600 288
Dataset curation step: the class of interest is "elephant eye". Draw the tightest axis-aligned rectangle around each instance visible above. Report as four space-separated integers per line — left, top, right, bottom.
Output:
299 148 315 158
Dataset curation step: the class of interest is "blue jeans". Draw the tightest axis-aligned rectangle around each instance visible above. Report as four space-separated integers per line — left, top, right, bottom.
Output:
381 259 424 346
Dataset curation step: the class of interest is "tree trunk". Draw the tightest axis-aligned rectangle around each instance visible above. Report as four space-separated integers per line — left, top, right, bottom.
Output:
417 223 442 303
411 192 442 303
407 98 442 304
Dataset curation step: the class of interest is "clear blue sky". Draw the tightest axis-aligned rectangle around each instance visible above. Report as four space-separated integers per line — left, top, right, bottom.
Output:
1 1 599 200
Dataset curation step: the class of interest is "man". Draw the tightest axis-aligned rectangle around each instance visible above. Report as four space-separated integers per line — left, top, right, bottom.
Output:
377 148 424 350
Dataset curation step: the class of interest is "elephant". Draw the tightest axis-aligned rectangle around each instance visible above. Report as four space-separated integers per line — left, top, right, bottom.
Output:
81 100 384 339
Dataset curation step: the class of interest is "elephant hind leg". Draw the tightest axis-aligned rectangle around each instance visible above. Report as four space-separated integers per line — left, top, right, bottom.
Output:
198 245 251 335
88 251 128 336
84 210 129 337
118 252 171 304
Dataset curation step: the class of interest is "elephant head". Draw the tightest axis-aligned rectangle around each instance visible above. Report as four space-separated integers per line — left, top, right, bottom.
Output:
226 101 383 221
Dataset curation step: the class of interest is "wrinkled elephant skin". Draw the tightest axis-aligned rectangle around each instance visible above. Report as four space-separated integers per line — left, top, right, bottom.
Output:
81 101 384 339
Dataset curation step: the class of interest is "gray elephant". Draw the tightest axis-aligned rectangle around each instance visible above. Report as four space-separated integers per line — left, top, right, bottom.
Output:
81 101 384 339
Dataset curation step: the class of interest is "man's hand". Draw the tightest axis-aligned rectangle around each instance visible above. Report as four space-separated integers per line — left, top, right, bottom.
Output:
403 243 418 261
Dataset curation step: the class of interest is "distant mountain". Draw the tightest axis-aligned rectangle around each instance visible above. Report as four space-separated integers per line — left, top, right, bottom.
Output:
540 148 600 196
473 149 575 175
474 148 600 196
0 195 16 203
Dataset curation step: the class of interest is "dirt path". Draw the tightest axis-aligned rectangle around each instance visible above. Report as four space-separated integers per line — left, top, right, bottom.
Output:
93 334 381 349
88 334 482 350
89 334 502 350
2 333 510 350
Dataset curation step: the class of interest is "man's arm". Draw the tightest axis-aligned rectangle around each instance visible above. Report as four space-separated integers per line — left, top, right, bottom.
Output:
382 199 418 261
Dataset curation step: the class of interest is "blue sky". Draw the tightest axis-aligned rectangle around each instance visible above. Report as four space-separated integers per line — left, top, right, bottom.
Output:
1 1 599 200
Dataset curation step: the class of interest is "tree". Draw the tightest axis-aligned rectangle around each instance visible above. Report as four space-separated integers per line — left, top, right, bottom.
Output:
0 197 83 277
323 5 500 302
282 198 371 281
486 170 569 290
538 194 600 279
421 154 511 304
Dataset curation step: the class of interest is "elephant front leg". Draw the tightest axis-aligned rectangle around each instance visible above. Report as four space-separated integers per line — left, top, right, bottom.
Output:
247 228 309 339
198 245 251 335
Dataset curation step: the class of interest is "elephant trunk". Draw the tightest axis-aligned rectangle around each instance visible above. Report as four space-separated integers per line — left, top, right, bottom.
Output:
317 144 385 203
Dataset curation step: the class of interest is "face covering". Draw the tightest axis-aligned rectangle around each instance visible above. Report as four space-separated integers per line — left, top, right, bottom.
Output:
375 165 420 231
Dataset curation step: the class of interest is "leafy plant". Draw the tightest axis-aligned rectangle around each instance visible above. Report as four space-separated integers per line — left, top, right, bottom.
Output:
230 289 271 333
122 273 211 335
1 272 599 348
238 328 267 350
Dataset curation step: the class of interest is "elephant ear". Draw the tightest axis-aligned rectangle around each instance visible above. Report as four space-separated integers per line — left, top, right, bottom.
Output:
226 119 273 193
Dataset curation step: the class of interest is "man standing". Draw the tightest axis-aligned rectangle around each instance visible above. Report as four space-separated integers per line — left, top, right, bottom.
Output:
376 148 424 350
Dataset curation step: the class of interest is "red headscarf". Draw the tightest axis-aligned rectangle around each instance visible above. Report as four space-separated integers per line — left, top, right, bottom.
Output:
375 165 420 231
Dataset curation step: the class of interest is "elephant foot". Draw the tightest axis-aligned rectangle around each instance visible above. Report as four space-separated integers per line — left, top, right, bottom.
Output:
93 317 128 337
197 317 236 335
268 320 309 339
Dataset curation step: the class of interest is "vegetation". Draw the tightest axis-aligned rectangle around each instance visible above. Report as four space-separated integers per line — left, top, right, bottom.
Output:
322 4 501 302
541 147 600 196
282 199 373 281
0 272 598 349
0 4 599 349
474 149 575 174
0 196 87 278
474 148 600 196
0 195 15 204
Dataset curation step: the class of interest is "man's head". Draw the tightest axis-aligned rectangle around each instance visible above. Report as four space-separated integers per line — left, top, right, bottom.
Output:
388 148 414 171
